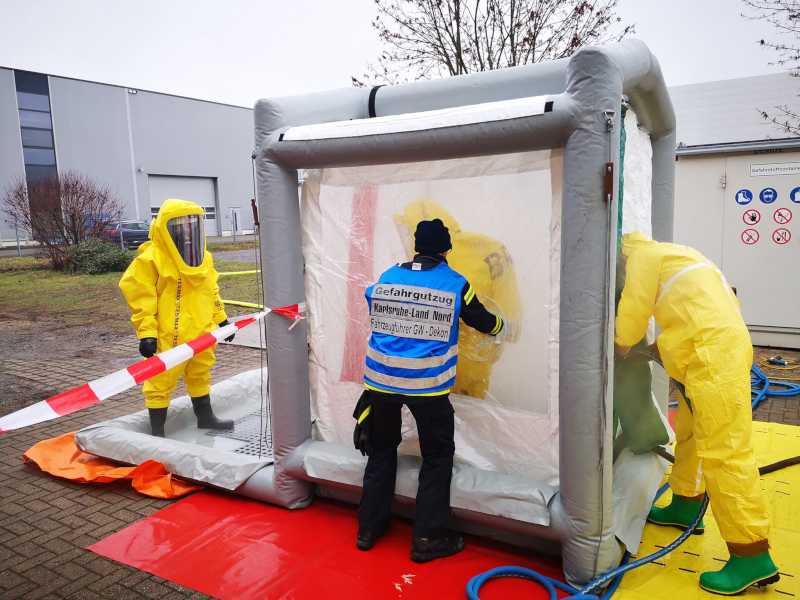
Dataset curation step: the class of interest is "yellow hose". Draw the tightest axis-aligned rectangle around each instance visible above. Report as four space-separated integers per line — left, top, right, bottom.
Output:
222 299 264 309
757 357 800 382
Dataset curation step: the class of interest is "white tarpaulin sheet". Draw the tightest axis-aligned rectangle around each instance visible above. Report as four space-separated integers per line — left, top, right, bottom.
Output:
303 150 562 486
622 109 653 238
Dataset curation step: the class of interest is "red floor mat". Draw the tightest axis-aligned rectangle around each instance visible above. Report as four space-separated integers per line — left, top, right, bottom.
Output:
89 491 567 599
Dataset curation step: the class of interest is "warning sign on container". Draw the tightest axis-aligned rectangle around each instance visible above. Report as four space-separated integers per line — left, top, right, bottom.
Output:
760 188 778 204
735 189 753 205
742 209 761 225
774 207 793 225
772 228 792 245
741 229 760 245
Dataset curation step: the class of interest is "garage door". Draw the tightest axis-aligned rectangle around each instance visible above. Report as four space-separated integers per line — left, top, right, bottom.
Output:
148 175 218 236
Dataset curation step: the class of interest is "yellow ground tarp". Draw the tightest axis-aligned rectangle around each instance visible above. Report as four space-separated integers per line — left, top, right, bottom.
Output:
615 421 800 598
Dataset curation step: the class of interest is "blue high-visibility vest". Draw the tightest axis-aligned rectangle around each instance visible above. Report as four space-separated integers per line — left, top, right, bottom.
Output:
364 262 466 396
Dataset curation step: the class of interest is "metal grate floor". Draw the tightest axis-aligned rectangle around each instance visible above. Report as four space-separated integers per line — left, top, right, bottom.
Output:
206 408 273 458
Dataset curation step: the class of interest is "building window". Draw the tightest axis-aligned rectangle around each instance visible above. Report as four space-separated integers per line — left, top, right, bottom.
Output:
14 70 57 189
20 128 53 148
22 148 56 166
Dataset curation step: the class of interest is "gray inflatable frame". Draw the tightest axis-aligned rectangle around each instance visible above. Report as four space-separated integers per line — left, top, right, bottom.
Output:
248 39 674 585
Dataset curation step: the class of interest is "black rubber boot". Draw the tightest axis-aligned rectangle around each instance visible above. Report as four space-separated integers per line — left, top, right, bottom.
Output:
411 533 465 563
191 395 233 430
356 530 379 551
356 525 388 551
148 408 167 437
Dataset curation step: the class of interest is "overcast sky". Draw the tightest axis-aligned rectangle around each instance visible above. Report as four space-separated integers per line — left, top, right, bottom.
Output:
0 0 786 107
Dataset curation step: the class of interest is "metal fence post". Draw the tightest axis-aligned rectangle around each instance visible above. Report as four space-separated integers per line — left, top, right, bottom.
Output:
15 219 21 257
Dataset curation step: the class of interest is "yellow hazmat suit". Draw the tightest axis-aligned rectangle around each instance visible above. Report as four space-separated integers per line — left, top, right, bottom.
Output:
119 199 227 409
395 200 521 398
615 232 769 553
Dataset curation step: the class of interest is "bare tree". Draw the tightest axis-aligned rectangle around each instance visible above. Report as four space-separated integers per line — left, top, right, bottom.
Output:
353 0 634 86
3 171 122 269
742 0 800 135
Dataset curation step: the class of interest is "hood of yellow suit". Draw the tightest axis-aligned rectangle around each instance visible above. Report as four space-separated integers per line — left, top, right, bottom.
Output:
395 199 462 235
394 199 461 256
621 231 655 259
146 198 211 276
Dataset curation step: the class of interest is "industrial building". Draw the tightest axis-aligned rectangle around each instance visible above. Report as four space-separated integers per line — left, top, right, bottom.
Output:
0 66 798 346
671 72 800 347
0 67 254 243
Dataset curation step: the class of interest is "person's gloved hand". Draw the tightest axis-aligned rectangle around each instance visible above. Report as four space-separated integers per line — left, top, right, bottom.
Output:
139 337 157 358
493 316 509 342
219 320 235 342
352 391 373 456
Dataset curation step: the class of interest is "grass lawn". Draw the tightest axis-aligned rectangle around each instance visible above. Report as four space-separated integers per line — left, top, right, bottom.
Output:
0 256 262 333
207 240 257 253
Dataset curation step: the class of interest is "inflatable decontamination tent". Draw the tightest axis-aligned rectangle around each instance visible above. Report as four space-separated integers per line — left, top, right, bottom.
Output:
76 39 675 585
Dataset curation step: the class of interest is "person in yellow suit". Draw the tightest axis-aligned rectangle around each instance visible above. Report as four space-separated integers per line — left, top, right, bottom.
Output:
615 232 778 595
119 199 234 438
394 200 521 399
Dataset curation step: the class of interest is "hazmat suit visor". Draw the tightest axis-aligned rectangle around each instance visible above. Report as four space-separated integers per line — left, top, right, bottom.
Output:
166 215 205 267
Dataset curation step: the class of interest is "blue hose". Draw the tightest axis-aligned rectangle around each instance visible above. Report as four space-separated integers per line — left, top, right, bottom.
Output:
466 484 703 600
468 365 798 599
751 364 800 410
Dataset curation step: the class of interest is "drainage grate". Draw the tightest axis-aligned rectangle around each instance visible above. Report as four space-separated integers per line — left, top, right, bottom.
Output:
206 409 272 458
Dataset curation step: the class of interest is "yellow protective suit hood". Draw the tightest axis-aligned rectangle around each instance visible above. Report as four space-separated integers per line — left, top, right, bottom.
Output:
395 199 462 234
146 198 211 276
394 199 461 258
621 231 655 255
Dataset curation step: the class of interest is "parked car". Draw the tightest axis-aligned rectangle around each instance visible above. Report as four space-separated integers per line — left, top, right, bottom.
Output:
101 221 149 250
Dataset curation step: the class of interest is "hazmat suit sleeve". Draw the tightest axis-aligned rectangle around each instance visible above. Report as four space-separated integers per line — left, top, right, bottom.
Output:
207 253 228 325
119 252 160 340
615 248 660 348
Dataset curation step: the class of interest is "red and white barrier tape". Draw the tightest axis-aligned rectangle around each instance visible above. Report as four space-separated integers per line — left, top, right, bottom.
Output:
0 304 304 434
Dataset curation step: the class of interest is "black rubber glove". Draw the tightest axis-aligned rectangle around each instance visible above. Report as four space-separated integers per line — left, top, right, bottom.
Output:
219 320 235 342
139 337 157 358
352 391 373 456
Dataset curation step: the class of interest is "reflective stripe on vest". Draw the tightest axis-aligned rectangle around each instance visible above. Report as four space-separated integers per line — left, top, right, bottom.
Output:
364 364 458 391
656 261 733 304
366 345 458 370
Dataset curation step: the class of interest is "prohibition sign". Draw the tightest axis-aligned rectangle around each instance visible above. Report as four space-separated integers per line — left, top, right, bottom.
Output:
741 228 760 245
742 208 761 225
774 207 793 225
772 228 792 245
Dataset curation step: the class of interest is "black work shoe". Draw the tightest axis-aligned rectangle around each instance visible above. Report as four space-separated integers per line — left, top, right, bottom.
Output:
148 408 167 437
411 533 465 563
356 530 380 551
191 395 234 430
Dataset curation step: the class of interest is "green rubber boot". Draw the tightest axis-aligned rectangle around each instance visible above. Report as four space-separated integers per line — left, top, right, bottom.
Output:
647 495 705 533
699 552 779 595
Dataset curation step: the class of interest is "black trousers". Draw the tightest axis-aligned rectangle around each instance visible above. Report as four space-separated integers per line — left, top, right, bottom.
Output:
357 391 455 538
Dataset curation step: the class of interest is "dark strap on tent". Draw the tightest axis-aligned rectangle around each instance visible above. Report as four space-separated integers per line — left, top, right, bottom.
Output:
368 86 384 118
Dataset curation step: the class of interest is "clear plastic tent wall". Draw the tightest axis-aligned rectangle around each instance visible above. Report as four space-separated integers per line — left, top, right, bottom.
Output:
249 39 677 585
303 151 563 486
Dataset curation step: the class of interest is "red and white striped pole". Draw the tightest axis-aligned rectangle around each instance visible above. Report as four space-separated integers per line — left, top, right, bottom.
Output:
0 305 304 433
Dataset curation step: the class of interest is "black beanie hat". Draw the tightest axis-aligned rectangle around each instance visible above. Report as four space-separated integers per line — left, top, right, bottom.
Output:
414 218 452 255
